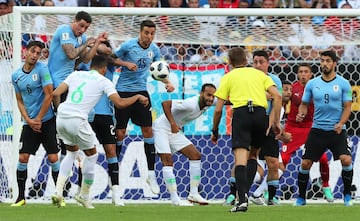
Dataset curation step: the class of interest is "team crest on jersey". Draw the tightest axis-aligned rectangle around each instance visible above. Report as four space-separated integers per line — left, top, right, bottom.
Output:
78 37 83 45
148 51 153 59
32 74 38 81
333 85 339 92
62 32 69 40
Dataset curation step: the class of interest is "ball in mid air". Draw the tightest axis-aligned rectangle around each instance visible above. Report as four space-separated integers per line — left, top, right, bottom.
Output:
150 61 170 81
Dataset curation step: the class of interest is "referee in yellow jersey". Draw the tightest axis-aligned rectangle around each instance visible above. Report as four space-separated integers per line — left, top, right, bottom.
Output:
211 47 282 213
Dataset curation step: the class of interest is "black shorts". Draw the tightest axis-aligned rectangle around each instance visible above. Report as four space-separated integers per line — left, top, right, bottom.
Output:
115 91 152 129
90 114 116 144
19 117 59 155
231 106 268 150
303 128 351 161
259 128 280 160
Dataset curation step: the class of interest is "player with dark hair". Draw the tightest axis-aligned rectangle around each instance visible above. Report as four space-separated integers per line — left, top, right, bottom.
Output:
76 41 124 206
11 41 60 207
282 63 334 202
247 50 283 206
48 10 106 89
112 19 174 195
295 50 353 206
48 10 107 201
51 55 148 209
153 83 216 206
211 47 282 213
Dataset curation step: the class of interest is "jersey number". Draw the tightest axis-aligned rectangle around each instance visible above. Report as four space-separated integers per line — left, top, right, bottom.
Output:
324 93 329 104
137 58 147 69
71 82 86 104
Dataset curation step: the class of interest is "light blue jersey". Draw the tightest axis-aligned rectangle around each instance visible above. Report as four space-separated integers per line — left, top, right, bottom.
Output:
114 38 160 92
266 73 282 115
48 24 87 88
302 75 352 131
12 62 54 124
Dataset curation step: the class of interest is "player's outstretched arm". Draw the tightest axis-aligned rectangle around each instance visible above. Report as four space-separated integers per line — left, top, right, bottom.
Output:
111 58 137 71
110 94 148 109
80 32 109 64
62 42 89 60
160 78 175 92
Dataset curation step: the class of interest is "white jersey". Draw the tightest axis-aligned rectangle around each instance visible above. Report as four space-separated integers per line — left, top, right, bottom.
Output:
57 70 117 120
154 95 214 154
154 95 211 130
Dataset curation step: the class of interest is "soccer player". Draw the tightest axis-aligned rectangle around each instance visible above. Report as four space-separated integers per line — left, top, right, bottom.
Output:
247 50 283 206
48 10 107 198
51 55 149 209
153 83 215 206
48 10 107 89
11 41 60 207
249 80 292 206
282 63 334 202
77 41 124 206
295 50 353 206
112 19 174 195
211 47 282 213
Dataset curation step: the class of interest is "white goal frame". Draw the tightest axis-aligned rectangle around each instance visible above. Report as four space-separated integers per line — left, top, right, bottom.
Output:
5 6 360 203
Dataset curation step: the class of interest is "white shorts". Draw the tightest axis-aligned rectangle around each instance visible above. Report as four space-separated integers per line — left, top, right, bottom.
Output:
56 116 98 151
153 127 192 154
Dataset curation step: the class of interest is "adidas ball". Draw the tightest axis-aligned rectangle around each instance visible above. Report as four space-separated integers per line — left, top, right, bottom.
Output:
149 61 170 81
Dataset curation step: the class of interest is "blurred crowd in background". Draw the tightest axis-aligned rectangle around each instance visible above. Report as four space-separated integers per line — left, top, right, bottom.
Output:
1 0 360 65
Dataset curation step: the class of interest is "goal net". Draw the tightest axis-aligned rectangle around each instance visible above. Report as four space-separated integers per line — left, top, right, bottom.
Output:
0 7 359 203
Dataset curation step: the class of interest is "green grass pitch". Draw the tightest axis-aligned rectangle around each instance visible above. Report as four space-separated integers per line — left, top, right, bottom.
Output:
1 202 359 221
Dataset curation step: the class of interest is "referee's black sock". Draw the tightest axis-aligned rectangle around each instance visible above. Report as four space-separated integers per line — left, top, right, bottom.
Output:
235 165 247 204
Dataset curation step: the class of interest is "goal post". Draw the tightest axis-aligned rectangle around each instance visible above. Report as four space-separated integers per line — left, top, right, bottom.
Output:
1 6 359 203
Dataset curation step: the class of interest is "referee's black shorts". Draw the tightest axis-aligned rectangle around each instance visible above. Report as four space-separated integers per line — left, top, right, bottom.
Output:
231 106 268 150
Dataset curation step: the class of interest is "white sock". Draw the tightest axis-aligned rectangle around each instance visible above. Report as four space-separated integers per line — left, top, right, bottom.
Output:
162 166 179 202
59 150 78 177
55 150 78 196
189 160 201 195
80 153 98 200
254 171 261 183
253 175 268 197
278 169 283 178
148 170 156 180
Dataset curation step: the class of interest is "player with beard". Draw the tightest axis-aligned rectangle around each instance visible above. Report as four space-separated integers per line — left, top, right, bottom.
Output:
294 50 353 206
112 20 174 195
282 63 334 202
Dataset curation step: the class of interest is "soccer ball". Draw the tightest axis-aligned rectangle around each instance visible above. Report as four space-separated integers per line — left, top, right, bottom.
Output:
149 61 170 81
